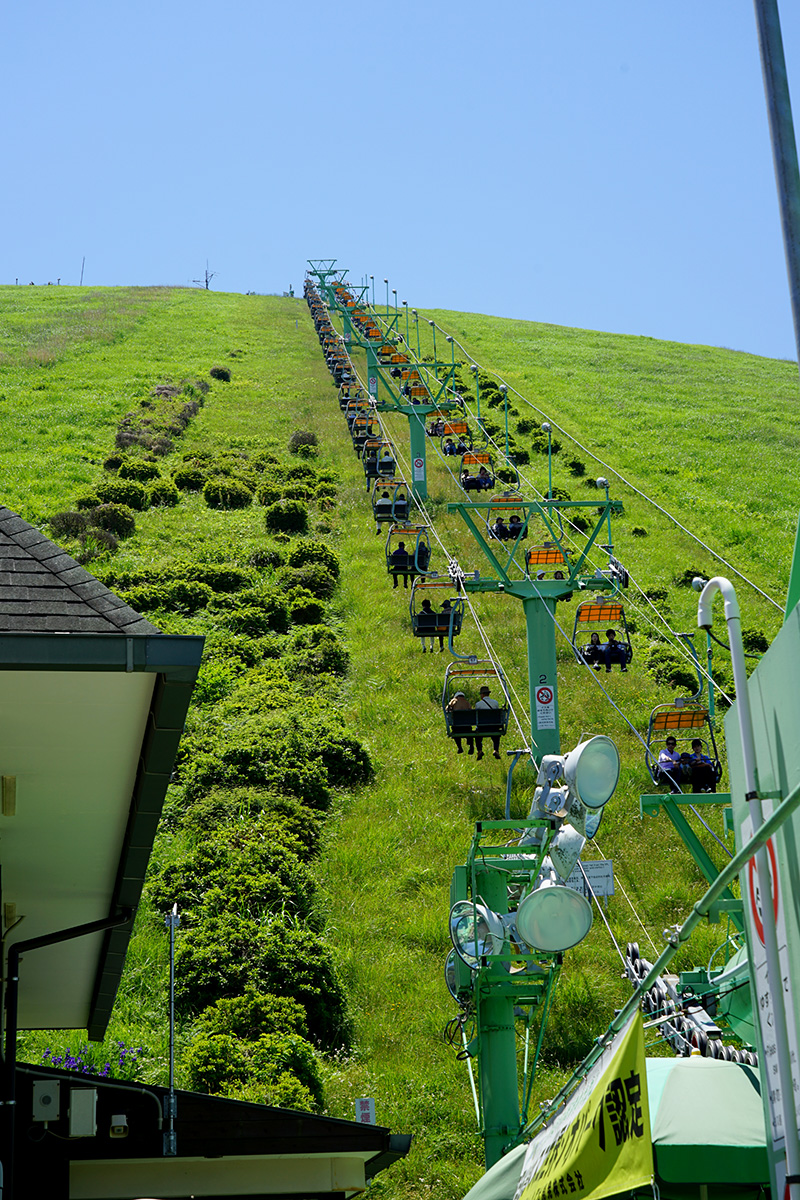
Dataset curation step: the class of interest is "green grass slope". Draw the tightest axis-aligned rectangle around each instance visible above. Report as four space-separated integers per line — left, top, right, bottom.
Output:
2 286 794 1200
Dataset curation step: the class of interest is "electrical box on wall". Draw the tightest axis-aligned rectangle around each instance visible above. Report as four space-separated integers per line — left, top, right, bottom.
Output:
69 1088 97 1137
32 1080 60 1122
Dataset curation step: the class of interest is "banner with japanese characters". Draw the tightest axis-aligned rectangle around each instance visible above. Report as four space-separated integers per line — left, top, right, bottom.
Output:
514 1014 652 1200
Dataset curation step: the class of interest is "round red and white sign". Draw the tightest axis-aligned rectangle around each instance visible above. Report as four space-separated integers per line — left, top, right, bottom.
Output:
536 686 553 705
748 838 779 946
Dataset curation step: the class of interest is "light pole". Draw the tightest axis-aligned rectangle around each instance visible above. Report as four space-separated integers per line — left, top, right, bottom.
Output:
384 278 389 316
470 363 481 428
500 384 509 461
429 320 437 377
370 275 374 307
542 422 553 500
403 300 409 344
597 477 613 555
412 309 420 357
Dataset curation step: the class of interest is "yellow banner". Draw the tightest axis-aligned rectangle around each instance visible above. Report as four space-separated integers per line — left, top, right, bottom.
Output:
515 1015 652 1200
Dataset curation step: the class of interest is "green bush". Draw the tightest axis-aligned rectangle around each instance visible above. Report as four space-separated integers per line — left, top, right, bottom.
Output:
102 453 124 472
174 917 351 1051
249 547 285 569
645 643 698 694
49 511 89 539
279 562 337 600
566 457 587 477
118 458 160 481
288 627 349 676
742 627 770 654
288 430 318 454
265 500 309 535
96 478 149 511
257 482 282 507
75 493 101 511
148 479 180 507
286 538 340 580
210 365 232 382
289 590 326 625
631 526 648 537
183 1033 247 1092
122 580 212 614
550 486 572 502
183 1031 322 1112
223 602 288 637
173 466 207 491
204 478 253 510
197 989 309 1040
282 483 314 502
674 567 710 588
90 503 136 538
285 463 318 481
296 443 319 461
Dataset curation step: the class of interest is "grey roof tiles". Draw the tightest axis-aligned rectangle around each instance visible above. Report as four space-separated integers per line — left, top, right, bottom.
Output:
0 506 160 635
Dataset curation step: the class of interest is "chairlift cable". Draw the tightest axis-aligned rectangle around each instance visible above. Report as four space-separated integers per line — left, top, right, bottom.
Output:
421 318 783 613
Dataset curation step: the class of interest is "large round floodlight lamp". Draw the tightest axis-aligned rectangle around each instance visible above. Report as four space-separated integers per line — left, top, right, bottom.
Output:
563 735 620 810
449 900 506 967
584 807 604 839
515 882 593 953
445 950 459 1000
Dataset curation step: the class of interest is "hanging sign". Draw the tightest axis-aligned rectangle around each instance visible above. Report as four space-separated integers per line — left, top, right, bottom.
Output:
535 685 556 730
515 1014 652 1200
413 457 426 482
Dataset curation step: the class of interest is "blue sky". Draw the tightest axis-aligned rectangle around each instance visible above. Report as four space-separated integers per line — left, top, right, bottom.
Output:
3 1 800 361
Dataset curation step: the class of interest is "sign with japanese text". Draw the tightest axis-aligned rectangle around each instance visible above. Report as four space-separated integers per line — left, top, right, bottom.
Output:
515 1014 651 1200
536 685 556 731
355 1097 376 1124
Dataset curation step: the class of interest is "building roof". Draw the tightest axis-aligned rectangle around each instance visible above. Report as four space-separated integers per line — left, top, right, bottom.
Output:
0 506 159 634
0 505 203 1038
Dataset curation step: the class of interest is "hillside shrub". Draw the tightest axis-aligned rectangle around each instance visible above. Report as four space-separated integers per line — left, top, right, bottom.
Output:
512 447 530 465
196 989 309 1040
173 466 207 491
550 486 572 502
315 483 337 501
96 478 149 511
257 482 282 507
282 483 314 502
204 478 253 510
49 511 89 539
289 590 325 625
286 539 340 580
75 492 101 511
184 1031 322 1112
210 366 231 382
186 563 253 593
285 463 318 481
645 643 698 693
631 526 648 537
643 587 669 604
566 457 587 477
516 418 537 435
572 515 590 533
223 599 289 637
118 458 160 482
122 580 213 615
265 500 309 535
249 547 285 569
296 443 319 461
278 562 337 600
103 454 125 472
742 627 770 654
288 627 349 677
148 479 180 507
78 529 119 561
289 431 318 454
674 567 710 588
90 503 136 539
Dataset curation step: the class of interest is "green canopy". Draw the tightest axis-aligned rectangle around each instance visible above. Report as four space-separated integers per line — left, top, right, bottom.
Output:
462 1058 768 1200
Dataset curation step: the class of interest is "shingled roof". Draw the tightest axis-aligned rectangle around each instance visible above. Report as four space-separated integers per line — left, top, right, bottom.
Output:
0 506 159 635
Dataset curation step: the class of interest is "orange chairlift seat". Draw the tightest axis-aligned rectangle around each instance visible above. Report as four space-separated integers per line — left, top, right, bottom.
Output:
442 661 511 745
645 700 722 791
572 599 633 665
409 578 465 645
362 439 396 485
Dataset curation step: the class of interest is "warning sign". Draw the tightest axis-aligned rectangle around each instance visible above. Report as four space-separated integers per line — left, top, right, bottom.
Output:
536 685 556 729
413 456 425 482
368 375 377 394
748 838 778 946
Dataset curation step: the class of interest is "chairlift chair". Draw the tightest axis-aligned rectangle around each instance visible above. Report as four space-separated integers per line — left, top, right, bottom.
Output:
409 579 465 645
363 439 395 486
525 542 571 576
372 478 410 528
460 449 495 492
572 598 633 665
442 661 511 745
440 420 473 456
339 383 364 410
486 495 529 543
645 701 722 790
351 416 382 456
385 525 432 587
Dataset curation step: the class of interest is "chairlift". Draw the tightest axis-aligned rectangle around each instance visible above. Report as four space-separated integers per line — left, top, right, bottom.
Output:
372 478 411 528
460 449 495 493
351 415 382 456
440 419 473 456
409 579 465 649
644 700 723 792
385 524 432 588
441 661 511 750
339 383 364 410
525 542 571 578
571 598 633 667
344 396 370 428
485 495 529 543
363 439 396 487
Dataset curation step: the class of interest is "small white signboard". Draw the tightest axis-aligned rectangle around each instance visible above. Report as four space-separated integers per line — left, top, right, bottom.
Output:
355 1097 376 1125
535 685 556 730
413 456 425 482
565 859 615 899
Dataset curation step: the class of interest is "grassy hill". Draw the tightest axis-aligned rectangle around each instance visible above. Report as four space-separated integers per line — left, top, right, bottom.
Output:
4 285 796 1200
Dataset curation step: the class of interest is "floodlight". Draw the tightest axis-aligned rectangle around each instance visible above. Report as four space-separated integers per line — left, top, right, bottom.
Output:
548 822 586 879
449 900 507 967
541 422 551 432
515 860 593 952
596 476 608 489
445 949 461 999
691 576 707 593
562 735 620 809
499 384 507 393
470 364 477 373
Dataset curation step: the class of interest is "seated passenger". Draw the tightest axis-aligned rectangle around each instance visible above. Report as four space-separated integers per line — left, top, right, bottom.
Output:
375 490 392 534
438 598 453 651
508 514 526 540
444 438 457 456
455 437 469 454
462 470 480 492
582 631 603 670
415 541 431 575
390 541 410 589
492 516 510 541
602 629 628 673
394 492 409 520
419 599 436 653
657 737 685 790
446 691 474 755
478 466 492 490
689 738 716 793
